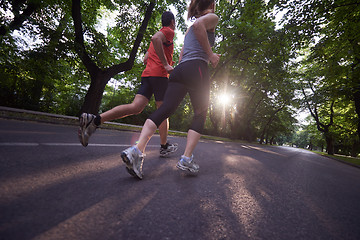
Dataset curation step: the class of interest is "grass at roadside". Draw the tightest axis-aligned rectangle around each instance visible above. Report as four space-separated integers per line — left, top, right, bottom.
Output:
311 150 360 167
0 109 239 142
0 110 78 125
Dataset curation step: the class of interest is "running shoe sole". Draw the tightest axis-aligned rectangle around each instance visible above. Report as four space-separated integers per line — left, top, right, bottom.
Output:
121 152 142 179
78 115 87 147
176 162 199 173
160 151 171 157
160 144 178 157
125 167 137 177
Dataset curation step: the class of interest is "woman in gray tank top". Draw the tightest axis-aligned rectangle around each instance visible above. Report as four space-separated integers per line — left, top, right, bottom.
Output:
120 0 220 179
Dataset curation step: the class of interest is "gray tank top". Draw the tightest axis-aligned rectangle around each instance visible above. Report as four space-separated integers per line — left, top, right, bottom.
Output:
180 26 215 64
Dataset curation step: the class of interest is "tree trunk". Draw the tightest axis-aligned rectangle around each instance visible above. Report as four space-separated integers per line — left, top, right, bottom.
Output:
325 134 334 155
208 104 219 136
265 132 269 144
351 140 360 157
354 90 360 140
80 72 109 114
72 0 155 115
350 41 360 140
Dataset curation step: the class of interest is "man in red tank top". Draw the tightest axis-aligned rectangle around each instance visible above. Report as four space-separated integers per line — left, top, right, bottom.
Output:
78 11 178 157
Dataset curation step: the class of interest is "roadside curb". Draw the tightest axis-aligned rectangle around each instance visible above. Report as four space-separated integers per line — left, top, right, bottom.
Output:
0 106 186 135
2 106 359 169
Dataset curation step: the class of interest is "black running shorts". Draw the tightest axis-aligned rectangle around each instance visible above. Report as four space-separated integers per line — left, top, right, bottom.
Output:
136 77 169 101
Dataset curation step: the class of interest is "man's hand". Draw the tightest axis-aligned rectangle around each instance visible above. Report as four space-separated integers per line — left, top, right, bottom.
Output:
164 64 174 74
143 52 149 65
152 31 173 73
209 53 221 68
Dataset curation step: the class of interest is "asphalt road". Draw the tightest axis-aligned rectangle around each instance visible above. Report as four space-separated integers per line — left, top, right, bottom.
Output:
1 118 360 240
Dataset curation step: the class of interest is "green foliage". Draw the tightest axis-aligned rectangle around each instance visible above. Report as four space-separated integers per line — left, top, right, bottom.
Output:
169 95 193 132
0 0 186 114
0 0 84 113
207 0 296 141
276 0 360 155
1 0 358 154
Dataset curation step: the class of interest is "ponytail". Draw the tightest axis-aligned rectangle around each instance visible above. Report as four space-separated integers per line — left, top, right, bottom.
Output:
187 0 215 20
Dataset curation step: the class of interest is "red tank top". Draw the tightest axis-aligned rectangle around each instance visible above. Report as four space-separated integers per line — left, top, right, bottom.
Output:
141 26 174 77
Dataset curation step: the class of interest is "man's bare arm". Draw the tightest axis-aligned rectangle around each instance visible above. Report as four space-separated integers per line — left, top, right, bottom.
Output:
143 51 149 65
151 31 174 73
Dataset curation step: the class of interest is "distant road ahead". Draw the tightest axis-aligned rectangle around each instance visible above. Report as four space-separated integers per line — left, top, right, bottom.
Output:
1 119 360 240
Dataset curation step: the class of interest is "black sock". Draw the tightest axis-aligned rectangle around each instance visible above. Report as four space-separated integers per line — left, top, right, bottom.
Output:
161 143 168 149
94 115 101 126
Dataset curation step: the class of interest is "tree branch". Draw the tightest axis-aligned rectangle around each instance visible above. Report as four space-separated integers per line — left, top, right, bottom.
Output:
106 0 155 77
0 0 40 36
302 87 322 131
210 47 249 80
71 0 100 77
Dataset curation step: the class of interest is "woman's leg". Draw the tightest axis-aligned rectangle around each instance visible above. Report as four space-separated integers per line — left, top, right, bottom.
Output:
183 129 201 157
137 82 188 153
182 64 210 158
181 105 208 159
136 119 158 153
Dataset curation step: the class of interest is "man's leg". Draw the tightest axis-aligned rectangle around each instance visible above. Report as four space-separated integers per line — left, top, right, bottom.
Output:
100 94 149 123
156 101 178 157
78 94 148 147
156 101 168 145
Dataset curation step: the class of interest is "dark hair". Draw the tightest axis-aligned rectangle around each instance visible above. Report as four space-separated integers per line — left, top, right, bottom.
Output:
162 11 175 26
188 0 215 19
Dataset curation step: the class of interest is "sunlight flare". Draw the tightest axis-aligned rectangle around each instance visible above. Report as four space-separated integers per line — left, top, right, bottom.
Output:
218 93 231 105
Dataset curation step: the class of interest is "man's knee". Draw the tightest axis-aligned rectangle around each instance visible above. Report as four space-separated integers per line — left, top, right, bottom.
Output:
130 103 145 115
131 94 148 114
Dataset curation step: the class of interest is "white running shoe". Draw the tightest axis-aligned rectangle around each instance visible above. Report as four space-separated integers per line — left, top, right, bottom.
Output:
160 142 178 157
78 113 97 147
121 146 144 180
176 155 199 173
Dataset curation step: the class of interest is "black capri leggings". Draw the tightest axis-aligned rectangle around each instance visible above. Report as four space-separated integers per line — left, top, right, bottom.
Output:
149 59 210 134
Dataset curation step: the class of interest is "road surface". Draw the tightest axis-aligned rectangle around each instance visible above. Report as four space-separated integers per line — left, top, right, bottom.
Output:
1 119 360 240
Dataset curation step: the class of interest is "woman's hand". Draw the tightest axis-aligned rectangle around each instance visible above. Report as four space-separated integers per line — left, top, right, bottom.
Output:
209 53 221 68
